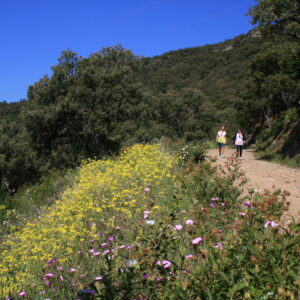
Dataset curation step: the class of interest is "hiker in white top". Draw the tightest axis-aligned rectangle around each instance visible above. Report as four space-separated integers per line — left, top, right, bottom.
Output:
216 125 227 158
232 128 247 159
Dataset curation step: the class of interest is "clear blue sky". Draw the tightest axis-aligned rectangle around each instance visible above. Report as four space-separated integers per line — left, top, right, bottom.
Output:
0 0 256 102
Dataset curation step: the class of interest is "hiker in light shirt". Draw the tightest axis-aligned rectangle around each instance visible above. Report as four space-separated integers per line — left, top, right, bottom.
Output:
233 128 247 159
216 125 227 158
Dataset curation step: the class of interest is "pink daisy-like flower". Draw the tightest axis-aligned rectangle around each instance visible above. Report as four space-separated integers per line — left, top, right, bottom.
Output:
108 236 114 242
210 203 216 208
173 225 183 231
144 187 150 192
93 252 101 256
215 242 223 249
162 260 172 269
56 266 64 271
95 276 103 281
211 197 220 201
19 292 27 297
238 212 246 216
264 221 280 228
185 254 194 260
185 219 194 225
119 245 126 250
221 202 226 206
192 237 203 245
156 260 172 269
43 273 54 279
101 242 109 247
59 275 64 282
243 201 251 208
69 268 76 273
103 250 110 255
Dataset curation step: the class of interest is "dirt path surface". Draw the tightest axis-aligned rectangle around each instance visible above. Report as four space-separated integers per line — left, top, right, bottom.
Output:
207 148 300 221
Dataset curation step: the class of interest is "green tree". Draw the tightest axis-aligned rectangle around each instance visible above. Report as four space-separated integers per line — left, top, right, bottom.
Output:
248 0 300 38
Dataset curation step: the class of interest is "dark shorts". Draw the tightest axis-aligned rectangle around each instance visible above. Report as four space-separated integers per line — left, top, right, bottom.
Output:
218 143 225 147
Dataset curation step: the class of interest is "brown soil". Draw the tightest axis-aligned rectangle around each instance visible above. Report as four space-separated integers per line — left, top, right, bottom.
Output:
207 148 300 222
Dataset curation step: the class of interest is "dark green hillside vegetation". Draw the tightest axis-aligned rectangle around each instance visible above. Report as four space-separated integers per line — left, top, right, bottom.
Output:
0 0 299 198
136 32 267 132
239 0 300 162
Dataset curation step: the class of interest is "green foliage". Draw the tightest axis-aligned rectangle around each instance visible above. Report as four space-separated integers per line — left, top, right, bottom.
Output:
248 0 300 38
2 145 298 299
0 169 75 235
0 0 299 196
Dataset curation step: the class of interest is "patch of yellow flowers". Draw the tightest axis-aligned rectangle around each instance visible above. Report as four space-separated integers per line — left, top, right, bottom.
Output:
0 144 175 295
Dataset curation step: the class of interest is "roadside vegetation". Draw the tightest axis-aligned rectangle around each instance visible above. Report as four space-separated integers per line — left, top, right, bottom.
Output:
0 143 298 299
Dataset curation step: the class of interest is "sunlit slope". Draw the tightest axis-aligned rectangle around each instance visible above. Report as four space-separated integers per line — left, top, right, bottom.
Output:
0 144 175 294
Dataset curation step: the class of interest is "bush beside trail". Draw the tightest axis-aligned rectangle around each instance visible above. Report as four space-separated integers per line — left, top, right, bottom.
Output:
0 143 298 299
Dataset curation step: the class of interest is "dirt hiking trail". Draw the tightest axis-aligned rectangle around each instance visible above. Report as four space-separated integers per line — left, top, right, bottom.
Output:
207 148 300 222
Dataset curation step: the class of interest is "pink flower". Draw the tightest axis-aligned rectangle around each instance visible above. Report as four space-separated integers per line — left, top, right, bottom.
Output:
89 249 95 253
215 242 223 249
192 237 203 245
144 187 150 192
93 252 101 256
47 258 57 265
243 201 251 208
173 225 183 231
185 219 194 225
103 250 111 255
143 214 149 219
69 268 76 273
119 245 126 250
185 254 194 260
43 273 54 279
59 275 64 282
19 292 27 297
156 260 172 269
115 226 121 230
95 276 103 280
162 260 172 269
238 212 246 216
211 197 220 201
210 203 216 208
221 202 226 206
108 236 114 242
56 266 64 271
264 221 279 228
101 243 109 247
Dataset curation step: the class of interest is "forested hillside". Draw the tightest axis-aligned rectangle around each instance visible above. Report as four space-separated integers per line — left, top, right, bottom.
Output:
0 0 299 196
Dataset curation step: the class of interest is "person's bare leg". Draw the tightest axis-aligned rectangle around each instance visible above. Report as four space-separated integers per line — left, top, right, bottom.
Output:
221 146 225 156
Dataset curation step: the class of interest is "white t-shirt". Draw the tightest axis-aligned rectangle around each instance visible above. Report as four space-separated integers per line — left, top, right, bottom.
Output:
217 130 226 137
235 133 244 145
